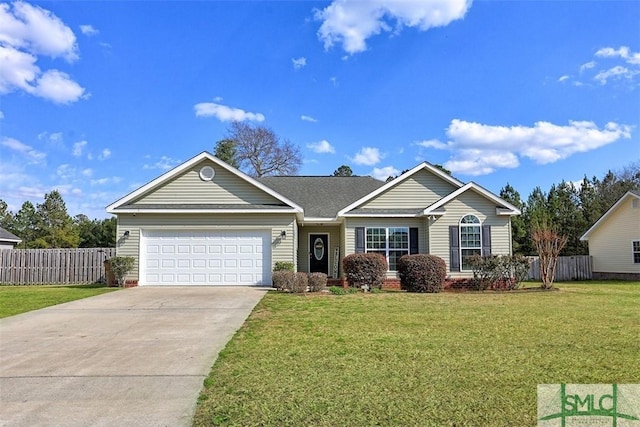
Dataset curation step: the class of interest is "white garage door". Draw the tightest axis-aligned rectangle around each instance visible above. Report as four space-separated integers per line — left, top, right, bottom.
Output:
141 230 271 285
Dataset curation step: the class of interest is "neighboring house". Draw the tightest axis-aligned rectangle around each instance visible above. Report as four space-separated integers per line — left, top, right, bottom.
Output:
580 190 640 280
107 152 520 286
0 227 21 250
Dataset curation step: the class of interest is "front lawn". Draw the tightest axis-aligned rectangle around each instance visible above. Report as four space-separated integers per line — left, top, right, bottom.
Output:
194 282 640 426
0 284 118 319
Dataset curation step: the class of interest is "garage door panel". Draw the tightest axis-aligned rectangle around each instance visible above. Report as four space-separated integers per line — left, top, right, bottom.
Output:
142 230 271 286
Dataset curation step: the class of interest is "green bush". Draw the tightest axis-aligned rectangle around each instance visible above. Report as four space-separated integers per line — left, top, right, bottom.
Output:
273 261 294 272
468 255 532 290
308 273 328 292
397 254 446 293
291 272 308 293
342 253 388 290
108 256 135 287
272 270 295 291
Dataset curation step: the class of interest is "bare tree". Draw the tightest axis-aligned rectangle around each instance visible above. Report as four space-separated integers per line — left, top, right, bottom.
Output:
226 121 302 177
532 227 568 289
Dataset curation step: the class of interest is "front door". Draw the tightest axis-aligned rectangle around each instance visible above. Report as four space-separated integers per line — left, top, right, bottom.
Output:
309 234 329 274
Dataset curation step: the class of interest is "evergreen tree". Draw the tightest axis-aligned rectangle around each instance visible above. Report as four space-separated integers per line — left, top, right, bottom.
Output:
499 183 527 254
36 191 79 248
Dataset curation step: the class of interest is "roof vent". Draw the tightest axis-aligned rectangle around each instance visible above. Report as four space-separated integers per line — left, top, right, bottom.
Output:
199 166 215 181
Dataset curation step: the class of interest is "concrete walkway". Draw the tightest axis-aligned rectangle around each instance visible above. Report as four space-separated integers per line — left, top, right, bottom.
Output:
0 286 267 427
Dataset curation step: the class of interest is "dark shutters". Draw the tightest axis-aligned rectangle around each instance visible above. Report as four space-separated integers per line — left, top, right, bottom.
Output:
355 227 365 253
449 225 460 272
409 228 419 254
482 225 491 256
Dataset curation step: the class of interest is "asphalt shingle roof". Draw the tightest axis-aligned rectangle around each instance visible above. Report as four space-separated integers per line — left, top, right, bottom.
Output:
0 226 20 242
258 176 385 218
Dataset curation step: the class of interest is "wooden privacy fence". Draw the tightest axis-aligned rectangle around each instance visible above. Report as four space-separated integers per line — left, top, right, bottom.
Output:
0 248 116 285
527 255 592 281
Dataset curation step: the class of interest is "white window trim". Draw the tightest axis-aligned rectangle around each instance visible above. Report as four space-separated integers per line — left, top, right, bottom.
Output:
364 227 410 271
633 240 640 264
459 214 482 271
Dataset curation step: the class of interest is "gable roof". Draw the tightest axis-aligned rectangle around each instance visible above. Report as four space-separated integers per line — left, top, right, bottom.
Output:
0 227 21 244
580 190 640 241
423 182 521 216
337 162 465 216
258 176 385 219
106 152 303 214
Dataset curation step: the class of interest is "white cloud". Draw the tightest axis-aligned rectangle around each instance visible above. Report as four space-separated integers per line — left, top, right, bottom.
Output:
90 176 122 186
0 2 78 60
426 119 632 176
351 146 384 166
98 148 111 160
329 76 338 86
315 0 471 54
595 46 640 64
301 115 318 123
307 140 335 154
292 57 307 69
72 140 87 157
580 61 596 73
1 136 46 164
0 110 3 119
557 75 570 83
30 69 87 104
371 165 399 181
593 65 638 85
79 24 98 36
416 138 448 150
194 102 265 122
81 168 93 177
564 46 640 88
143 155 181 171
0 2 86 104
56 163 75 180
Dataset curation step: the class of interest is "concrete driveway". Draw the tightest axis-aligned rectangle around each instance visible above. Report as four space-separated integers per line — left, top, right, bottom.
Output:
0 286 267 427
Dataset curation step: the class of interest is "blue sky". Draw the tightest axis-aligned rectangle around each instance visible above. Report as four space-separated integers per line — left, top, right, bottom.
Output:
1 0 638 219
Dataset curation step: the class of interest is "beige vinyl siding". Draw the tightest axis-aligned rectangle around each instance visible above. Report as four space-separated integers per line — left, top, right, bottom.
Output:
588 198 640 274
344 218 426 278
429 190 511 277
297 226 341 276
131 160 282 206
360 169 458 209
116 213 297 281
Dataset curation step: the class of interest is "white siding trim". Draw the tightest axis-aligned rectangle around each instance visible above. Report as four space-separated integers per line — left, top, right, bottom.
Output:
581 191 640 241
337 162 463 215
424 182 520 215
107 152 303 213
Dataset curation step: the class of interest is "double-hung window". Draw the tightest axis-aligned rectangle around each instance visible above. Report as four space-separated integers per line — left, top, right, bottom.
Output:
366 227 409 271
460 215 481 271
633 241 640 264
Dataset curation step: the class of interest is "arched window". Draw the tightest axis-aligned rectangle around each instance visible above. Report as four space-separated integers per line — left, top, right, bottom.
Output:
460 215 481 270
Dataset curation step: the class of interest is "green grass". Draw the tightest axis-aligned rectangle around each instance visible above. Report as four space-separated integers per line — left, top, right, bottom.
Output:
0 284 118 318
194 282 640 426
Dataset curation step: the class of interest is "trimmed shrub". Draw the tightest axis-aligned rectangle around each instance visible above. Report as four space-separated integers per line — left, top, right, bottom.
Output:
308 272 328 292
273 261 294 272
397 254 446 293
291 272 308 293
272 270 295 291
468 254 532 291
342 253 388 290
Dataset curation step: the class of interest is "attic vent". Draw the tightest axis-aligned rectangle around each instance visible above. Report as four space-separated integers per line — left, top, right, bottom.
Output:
633 199 640 209
199 166 215 181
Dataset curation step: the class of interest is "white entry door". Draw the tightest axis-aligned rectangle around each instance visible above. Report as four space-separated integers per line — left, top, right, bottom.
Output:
141 229 271 285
